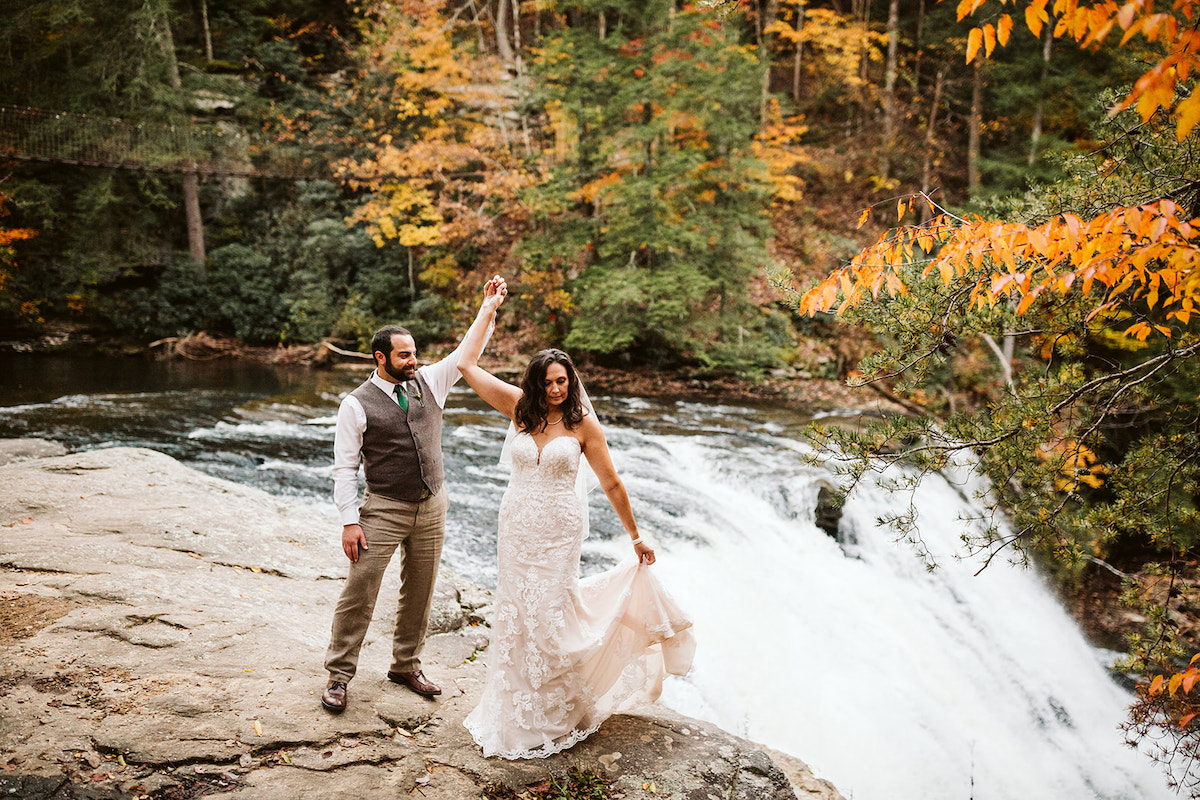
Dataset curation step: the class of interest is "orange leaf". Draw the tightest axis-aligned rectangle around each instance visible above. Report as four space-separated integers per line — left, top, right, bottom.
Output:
966 27 983 63
857 208 870 228
897 198 905 222
983 24 997 57
1172 673 1186 696
1182 713 1198 729
1150 674 1165 695
1184 672 1198 694
997 14 1013 46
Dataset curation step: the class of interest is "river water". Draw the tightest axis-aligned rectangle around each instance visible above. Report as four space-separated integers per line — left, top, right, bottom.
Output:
0 353 1173 800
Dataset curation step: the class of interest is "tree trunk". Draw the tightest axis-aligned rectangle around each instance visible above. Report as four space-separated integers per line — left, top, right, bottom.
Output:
968 57 983 195
599 10 606 41
981 332 1015 389
183 173 205 266
854 0 872 134
407 247 415 295
155 3 206 268
791 2 805 103
913 0 925 91
1028 21 1053 166
760 0 779 124
200 0 213 62
881 0 900 177
919 66 946 219
495 0 515 70
511 0 523 75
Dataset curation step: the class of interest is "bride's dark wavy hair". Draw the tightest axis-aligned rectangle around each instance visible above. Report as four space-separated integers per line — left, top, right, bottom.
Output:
515 349 585 432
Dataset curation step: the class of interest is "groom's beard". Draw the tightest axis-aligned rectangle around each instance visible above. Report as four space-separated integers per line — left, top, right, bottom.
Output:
383 361 415 382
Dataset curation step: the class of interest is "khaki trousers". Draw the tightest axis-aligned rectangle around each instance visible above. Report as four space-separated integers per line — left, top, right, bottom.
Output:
324 488 448 682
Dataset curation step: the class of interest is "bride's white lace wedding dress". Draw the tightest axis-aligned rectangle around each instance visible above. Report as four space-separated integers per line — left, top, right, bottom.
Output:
464 432 695 759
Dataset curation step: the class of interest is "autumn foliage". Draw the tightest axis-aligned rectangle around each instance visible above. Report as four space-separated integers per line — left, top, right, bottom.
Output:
798 194 1200 342
957 0 1200 140
0 190 38 323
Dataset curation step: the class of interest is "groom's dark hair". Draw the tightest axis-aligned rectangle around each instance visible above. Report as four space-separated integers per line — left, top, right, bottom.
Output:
515 349 585 433
371 325 413 359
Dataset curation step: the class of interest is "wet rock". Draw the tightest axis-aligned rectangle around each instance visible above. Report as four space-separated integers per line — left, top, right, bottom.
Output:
0 437 66 466
0 444 844 800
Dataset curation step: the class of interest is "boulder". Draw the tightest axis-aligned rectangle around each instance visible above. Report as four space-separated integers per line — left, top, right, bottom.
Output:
0 444 844 800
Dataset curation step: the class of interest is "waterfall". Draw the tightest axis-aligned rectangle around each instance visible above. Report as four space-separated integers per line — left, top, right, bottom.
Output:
584 405 1169 800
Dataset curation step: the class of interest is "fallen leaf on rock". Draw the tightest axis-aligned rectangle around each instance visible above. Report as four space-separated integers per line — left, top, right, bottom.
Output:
415 775 430 785
322 751 332 759
253 721 263 736
243 668 255 673
239 754 252 768
91 771 110 782
394 728 412 739
281 752 292 764
21 519 32 525
338 738 357 748
188 553 201 559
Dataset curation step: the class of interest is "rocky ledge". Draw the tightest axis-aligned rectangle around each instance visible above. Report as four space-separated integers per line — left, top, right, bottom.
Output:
0 440 844 800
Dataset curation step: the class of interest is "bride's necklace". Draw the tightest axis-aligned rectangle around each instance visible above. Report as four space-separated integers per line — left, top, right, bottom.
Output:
545 414 563 426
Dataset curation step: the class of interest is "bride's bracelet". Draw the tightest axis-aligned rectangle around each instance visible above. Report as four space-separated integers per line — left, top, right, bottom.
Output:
629 536 644 546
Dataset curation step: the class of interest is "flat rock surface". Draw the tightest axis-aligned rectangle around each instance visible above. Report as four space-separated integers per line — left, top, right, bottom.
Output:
0 443 844 799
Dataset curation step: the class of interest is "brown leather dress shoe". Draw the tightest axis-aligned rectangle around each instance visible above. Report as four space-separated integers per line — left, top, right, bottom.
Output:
387 669 441 697
321 680 348 713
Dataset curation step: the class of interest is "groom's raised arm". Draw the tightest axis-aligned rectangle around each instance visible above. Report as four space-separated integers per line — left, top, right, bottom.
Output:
420 275 507 407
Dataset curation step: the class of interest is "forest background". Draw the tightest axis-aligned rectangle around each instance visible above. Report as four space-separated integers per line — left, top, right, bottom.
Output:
4 0 1200 791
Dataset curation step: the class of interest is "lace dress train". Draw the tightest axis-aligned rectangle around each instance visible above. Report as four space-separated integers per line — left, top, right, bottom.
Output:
464 433 695 759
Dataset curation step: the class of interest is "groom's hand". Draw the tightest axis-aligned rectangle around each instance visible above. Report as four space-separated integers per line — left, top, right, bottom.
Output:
342 524 367 562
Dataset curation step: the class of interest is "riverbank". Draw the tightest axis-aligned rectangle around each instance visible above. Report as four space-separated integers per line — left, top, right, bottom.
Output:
0 322 908 416
0 439 845 800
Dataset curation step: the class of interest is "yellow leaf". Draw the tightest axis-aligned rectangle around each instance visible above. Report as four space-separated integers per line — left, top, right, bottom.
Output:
254 720 264 736
1176 90 1200 141
966 27 983 63
897 198 905 221
1025 3 1048 38
983 24 997 57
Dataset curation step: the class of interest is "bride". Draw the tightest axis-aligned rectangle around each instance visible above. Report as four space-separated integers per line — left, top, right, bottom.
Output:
458 342 695 759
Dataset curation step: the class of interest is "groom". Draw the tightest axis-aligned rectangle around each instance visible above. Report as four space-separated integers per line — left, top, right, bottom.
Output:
321 276 507 713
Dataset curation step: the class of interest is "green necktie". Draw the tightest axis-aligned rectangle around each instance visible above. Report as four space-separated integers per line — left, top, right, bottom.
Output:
395 382 408 412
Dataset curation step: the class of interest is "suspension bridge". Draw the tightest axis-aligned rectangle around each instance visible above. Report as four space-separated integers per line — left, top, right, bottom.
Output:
0 104 367 181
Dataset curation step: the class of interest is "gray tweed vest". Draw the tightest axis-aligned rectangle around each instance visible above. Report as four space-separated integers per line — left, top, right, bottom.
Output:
350 373 443 502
